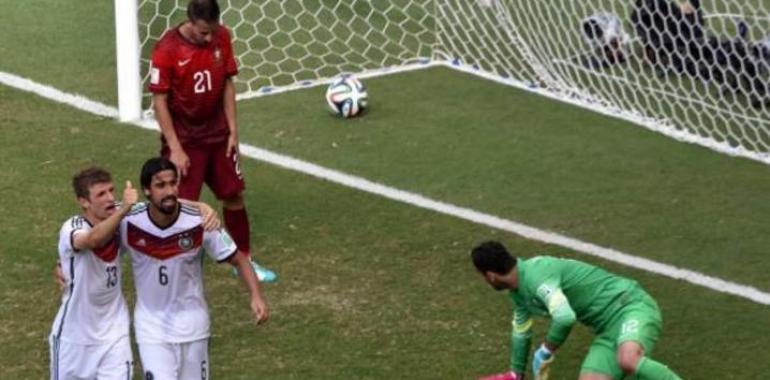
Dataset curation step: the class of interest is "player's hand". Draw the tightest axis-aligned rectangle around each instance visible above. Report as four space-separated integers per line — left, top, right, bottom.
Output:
122 181 138 209
478 371 519 380
197 202 221 231
169 147 191 177
226 134 239 158
532 344 554 380
250 295 269 325
53 261 66 291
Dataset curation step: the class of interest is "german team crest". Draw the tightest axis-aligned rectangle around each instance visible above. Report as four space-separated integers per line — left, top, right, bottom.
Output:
179 234 194 250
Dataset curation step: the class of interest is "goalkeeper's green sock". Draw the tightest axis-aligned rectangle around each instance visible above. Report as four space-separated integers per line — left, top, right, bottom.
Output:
633 356 682 380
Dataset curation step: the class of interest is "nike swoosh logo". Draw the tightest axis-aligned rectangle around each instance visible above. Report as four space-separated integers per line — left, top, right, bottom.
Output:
178 59 191 67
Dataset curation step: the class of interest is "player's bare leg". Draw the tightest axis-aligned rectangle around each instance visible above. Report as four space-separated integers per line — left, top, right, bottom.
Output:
223 194 277 283
617 341 644 375
618 341 681 380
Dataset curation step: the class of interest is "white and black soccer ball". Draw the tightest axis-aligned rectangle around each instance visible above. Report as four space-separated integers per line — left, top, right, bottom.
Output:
325 74 368 118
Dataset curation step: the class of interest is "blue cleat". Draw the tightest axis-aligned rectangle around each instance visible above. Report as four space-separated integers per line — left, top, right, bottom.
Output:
233 259 278 283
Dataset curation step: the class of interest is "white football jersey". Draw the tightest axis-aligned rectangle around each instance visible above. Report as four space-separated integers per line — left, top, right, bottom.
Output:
582 12 628 51
121 203 237 344
50 216 130 344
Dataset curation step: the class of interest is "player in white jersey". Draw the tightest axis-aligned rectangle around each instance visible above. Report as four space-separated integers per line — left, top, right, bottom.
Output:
581 12 629 67
122 157 269 380
50 168 138 380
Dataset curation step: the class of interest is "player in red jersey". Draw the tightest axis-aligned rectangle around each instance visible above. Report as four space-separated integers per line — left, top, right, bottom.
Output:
149 0 276 282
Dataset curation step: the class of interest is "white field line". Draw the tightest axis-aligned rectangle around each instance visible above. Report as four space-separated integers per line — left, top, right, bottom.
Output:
0 72 118 118
2 69 768 306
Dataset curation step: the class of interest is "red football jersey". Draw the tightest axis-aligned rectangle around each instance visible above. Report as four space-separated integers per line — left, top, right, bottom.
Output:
149 25 239 147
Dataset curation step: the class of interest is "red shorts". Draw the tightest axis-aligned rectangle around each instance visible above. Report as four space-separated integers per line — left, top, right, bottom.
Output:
161 141 245 201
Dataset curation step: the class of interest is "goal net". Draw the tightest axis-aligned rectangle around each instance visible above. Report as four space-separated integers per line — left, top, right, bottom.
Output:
132 0 770 164
137 0 436 99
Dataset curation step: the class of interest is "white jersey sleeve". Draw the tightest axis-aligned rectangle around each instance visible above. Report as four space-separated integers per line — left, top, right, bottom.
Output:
50 216 130 345
203 228 238 263
58 215 87 256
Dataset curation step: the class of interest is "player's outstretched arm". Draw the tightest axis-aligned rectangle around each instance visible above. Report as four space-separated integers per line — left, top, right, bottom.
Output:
153 93 190 177
73 181 138 250
229 252 270 325
179 199 221 231
510 307 533 376
543 290 575 347
223 77 239 158
532 286 573 380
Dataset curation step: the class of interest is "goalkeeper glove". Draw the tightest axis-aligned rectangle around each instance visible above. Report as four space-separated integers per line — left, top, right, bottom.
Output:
478 371 519 380
532 344 555 380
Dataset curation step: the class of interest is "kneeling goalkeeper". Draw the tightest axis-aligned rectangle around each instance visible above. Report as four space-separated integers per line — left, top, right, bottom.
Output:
472 241 682 380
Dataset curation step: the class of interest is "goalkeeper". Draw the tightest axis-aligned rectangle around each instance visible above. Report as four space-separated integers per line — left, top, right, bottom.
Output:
472 241 682 380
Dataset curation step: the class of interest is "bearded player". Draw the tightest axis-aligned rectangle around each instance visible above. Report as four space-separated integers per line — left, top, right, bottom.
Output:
473 241 682 380
122 157 268 379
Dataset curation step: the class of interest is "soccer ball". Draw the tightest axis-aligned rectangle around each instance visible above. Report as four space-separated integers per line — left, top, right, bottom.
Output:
325 74 368 118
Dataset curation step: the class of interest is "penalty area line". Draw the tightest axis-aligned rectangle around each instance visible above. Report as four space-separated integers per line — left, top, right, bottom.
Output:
1 69 768 306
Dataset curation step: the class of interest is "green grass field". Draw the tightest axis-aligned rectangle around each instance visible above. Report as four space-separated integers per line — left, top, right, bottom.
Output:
2 1 770 379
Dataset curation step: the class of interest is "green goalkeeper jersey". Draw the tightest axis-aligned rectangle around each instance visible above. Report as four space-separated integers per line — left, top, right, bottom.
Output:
508 256 642 373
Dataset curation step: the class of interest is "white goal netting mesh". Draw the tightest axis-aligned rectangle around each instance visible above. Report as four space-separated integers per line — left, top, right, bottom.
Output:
138 0 770 163
138 0 435 98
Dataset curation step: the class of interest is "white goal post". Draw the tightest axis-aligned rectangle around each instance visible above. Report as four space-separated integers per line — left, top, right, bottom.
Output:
116 0 770 164
115 0 142 122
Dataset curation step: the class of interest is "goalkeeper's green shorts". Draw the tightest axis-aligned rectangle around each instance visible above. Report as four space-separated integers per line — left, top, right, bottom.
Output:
580 288 662 379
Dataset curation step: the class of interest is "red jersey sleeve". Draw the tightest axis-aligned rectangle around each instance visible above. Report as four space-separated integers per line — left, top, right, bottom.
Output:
148 33 175 94
221 28 238 77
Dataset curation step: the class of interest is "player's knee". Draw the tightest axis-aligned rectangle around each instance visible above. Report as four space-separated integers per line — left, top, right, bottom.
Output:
617 342 644 374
